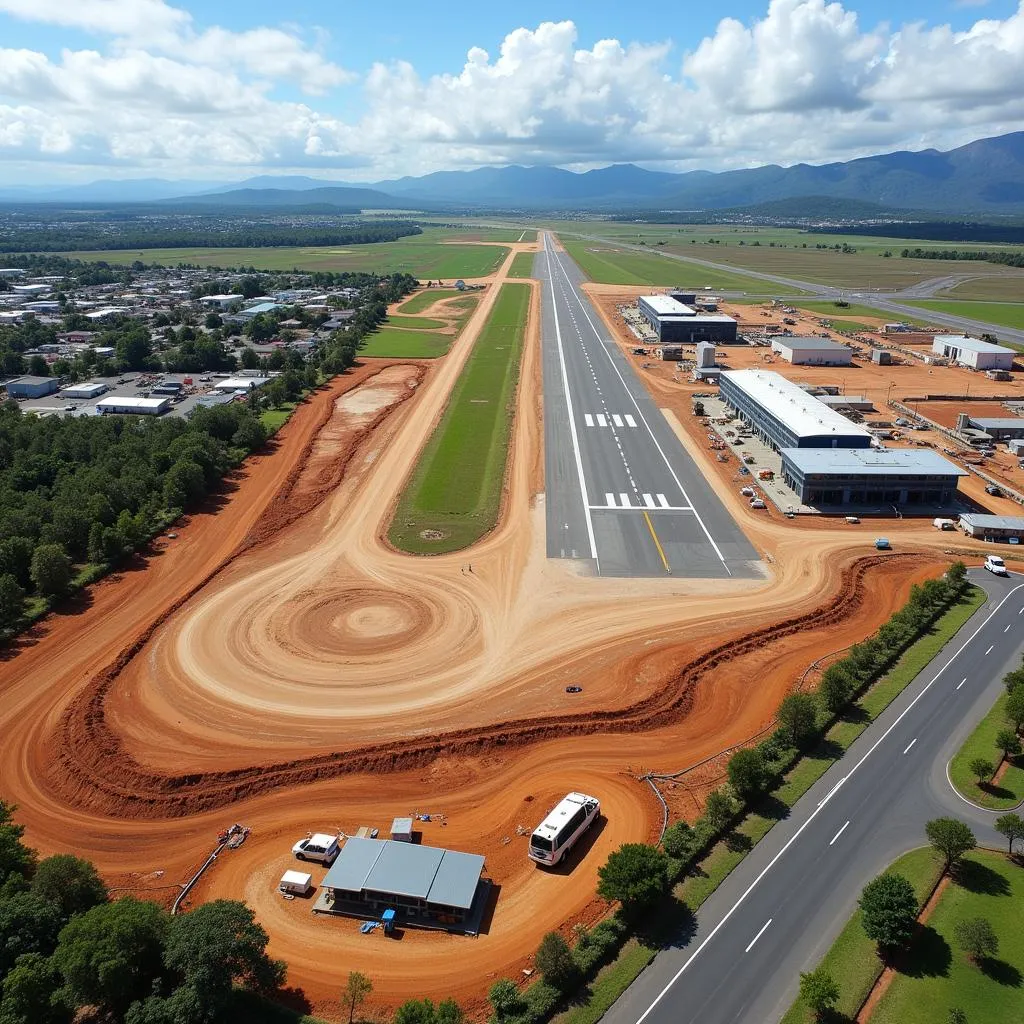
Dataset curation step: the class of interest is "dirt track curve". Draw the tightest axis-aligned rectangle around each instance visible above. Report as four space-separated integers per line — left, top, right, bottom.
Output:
0 243 964 1018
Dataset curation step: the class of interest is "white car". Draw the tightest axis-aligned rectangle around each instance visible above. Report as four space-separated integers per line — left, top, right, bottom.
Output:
291 833 340 864
749 498 766 509
984 555 1009 576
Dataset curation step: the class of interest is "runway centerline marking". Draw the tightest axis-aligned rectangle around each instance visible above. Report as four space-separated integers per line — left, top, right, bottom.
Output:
829 821 850 846
956 678 966 690
744 919 772 953
631 582 1024 1024
985 644 994 655
902 738 917 755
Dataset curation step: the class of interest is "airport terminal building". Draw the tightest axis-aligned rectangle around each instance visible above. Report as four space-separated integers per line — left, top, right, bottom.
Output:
780 448 966 506
637 294 738 344
719 369 873 450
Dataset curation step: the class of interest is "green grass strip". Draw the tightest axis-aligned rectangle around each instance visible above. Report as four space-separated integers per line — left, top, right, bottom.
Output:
872 850 1024 1024
360 327 454 358
509 252 538 278
397 288 464 313
388 283 529 553
948 690 1024 809
555 941 657 1024
904 299 1024 331
260 402 299 434
780 847 944 1024
387 314 448 330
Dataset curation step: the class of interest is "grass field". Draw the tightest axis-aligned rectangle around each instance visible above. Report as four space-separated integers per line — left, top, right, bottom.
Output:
948 690 1024 809
904 300 1024 331
872 850 1024 1024
828 318 875 334
559 239 782 291
60 228 509 280
397 288 464 313
388 282 530 553
795 300 935 328
359 328 454 359
508 251 537 278
940 275 1024 301
386 314 447 330
780 848 945 1024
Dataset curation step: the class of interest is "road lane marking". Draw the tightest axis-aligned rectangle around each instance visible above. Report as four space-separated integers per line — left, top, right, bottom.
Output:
625 414 637 427
903 738 917 755
657 494 669 508
584 414 594 427
643 493 656 508
596 413 607 427
744 919 772 953
829 821 850 846
818 776 848 807
957 678 966 690
632 581 1024 1024
642 510 671 573
547 245 731 574
612 414 624 427
1005 624 1012 632
985 645 994 655
543 233 598 566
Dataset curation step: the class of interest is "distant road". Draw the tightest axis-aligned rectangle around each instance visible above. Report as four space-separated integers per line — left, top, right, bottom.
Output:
571 232 1024 346
604 569 1024 1024
537 232 759 578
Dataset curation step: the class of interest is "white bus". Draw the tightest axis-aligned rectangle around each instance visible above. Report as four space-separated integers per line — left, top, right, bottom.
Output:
529 792 600 866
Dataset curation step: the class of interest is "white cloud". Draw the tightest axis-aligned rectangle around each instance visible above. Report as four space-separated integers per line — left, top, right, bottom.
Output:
1 0 1024 182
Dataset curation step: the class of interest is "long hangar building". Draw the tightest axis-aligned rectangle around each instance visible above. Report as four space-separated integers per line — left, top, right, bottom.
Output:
638 294 738 343
719 369 965 506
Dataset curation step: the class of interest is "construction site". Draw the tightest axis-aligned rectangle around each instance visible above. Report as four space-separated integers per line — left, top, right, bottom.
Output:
4 236 1023 1020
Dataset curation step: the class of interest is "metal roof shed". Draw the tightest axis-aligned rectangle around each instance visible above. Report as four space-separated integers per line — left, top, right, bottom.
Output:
365 841 443 900
428 849 486 910
321 836 384 895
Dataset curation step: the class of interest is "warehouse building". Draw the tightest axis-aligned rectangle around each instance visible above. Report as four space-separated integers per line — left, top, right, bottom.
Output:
60 382 107 401
317 837 487 932
4 376 60 399
959 514 1024 543
932 335 1015 371
781 448 966 507
637 295 738 344
96 396 170 415
770 336 853 366
967 417 1024 442
720 370 873 451
214 376 271 391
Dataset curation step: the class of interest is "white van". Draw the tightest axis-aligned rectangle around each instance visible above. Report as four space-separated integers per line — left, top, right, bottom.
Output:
933 518 955 531
291 833 340 864
985 555 1009 577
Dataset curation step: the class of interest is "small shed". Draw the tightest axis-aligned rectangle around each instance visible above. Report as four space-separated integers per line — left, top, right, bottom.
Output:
391 817 414 843
279 870 313 896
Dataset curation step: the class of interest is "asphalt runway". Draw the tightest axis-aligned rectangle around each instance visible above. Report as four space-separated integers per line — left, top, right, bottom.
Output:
537 233 760 578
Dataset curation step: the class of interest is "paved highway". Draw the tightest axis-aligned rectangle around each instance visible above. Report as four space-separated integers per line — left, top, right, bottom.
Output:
604 569 1024 1024
537 232 760 579
573 232 1024 347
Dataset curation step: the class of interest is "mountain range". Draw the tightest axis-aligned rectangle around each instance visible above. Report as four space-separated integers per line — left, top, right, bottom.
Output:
2 132 1023 215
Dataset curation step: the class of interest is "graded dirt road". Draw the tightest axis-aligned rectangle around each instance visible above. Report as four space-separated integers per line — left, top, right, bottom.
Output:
0 243 988 1020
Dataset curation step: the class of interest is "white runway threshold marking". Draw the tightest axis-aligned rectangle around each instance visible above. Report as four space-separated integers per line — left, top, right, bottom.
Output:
744 919 772 953
631 582 1024 1024
585 414 594 427
643 493 656 508
596 413 607 427
657 494 670 508
625 414 637 427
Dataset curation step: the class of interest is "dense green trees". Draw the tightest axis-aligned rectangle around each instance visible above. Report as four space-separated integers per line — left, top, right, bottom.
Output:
596 844 670 915
534 932 578 991
954 917 998 964
798 966 840 1021
0 399 269 627
925 818 976 871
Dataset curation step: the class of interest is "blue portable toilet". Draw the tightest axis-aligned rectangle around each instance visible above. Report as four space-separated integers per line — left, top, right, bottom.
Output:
382 908 396 936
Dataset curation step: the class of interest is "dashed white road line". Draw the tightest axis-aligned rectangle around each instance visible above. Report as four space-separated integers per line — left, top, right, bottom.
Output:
902 738 917 755
744 919 772 953
829 821 850 846
985 644 994 656
956 678 966 690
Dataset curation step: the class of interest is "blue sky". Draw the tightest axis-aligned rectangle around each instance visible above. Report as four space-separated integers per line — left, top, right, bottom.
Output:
1 0 1023 184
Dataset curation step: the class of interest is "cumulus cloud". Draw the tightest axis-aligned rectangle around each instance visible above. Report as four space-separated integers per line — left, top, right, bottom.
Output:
1 0 1024 181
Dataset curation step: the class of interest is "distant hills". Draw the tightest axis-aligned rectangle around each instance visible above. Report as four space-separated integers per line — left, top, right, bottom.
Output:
1 132 1023 215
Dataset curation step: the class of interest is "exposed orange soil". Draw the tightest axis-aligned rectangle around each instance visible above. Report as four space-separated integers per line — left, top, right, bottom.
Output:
0 242 996 1020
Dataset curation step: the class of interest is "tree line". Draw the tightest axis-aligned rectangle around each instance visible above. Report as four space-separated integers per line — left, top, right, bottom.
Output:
900 247 1024 268
0 221 421 253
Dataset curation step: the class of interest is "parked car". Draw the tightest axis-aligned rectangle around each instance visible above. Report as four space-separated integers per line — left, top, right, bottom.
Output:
291 833 340 864
985 555 1009 576
985 484 1004 497
749 498 766 509
874 537 891 550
